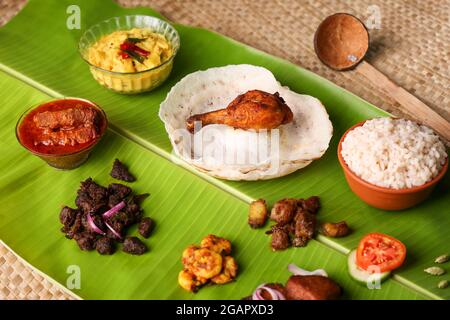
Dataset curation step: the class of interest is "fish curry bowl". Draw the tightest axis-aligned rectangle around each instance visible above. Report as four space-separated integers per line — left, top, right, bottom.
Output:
16 98 108 170
79 15 180 94
338 118 448 211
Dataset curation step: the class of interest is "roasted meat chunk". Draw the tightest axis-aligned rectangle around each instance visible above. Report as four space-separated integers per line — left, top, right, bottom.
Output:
186 90 293 132
65 212 83 239
270 198 297 225
59 206 78 229
138 217 154 238
266 196 320 250
107 183 132 207
37 126 98 146
110 159 136 182
270 226 291 251
293 209 316 240
76 178 108 213
300 196 321 214
33 107 98 130
292 236 309 247
83 213 106 233
32 107 100 147
285 275 341 300
60 171 151 256
123 236 147 255
74 231 97 251
95 237 115 255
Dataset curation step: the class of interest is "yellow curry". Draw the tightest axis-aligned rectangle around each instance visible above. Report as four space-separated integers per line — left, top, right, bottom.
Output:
87 28 173 73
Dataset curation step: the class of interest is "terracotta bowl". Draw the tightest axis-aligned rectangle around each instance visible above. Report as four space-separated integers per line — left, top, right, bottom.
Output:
337 121 448 211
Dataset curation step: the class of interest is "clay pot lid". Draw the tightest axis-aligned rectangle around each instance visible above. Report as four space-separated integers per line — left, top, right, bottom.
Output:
314 13 369 70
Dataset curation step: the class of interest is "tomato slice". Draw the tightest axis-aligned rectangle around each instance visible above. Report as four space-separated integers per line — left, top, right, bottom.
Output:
356 233 406 272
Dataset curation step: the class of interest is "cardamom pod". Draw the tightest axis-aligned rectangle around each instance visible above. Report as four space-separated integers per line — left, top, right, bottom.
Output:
438 280 449 289
434 254 450 264
424 266 446 276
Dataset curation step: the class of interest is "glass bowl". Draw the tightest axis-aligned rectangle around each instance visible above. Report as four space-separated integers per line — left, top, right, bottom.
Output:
16 98 108 170
79 15 180 94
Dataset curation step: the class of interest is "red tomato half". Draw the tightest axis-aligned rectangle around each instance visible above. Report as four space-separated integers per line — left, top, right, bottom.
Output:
356 233 406 272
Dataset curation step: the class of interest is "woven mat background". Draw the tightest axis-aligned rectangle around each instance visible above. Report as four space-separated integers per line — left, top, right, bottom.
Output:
0 0 449 300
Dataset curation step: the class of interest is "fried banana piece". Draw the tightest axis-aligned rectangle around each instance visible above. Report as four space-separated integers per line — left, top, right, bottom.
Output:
190 248 223 279
182 245 198 268
200 234 232 255
320 221 350 238
178 269 208 292
211 256 238 284
248 199 268 228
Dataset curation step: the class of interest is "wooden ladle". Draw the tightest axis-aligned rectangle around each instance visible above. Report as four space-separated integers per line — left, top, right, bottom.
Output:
314 13 450 143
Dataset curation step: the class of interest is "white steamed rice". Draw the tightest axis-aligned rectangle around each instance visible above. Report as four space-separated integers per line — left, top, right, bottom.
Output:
341 118 447 189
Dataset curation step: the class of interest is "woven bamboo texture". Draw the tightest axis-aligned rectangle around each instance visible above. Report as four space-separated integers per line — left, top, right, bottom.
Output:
0 0 449 300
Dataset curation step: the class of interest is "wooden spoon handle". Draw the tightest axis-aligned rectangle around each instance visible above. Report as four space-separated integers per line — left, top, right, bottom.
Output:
357 60 450 143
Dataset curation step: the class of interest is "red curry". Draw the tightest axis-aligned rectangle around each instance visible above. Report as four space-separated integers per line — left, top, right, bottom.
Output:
17 99 107 155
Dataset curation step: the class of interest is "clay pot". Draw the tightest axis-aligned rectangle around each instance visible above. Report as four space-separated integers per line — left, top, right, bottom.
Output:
337 121 448 211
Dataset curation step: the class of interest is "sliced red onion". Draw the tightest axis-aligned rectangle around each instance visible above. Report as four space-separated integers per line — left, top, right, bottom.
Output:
105 221 122 239
87 214 105 235
102 201 125 219
252 284 286 300
288 263 328 277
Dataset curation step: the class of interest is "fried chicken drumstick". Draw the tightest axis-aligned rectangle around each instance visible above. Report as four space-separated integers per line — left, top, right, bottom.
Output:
186 90 293 133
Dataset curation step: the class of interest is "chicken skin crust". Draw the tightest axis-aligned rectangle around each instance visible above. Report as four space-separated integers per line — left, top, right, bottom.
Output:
186 90 293 132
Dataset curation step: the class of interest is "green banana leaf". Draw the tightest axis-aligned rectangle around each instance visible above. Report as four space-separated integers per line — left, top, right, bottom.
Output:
0 0 448 300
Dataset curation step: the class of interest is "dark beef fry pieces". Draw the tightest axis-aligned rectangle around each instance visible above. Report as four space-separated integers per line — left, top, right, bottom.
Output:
65 212 83 239
300 196 320 214
82 213 106 233
96 237 115 255
123 236 147 255
268 196 320 251
133 193 150 205
138 217 154 238
110 159 136 182
74 232 97 251
60 171 151 256
293 209 316 239
292 237 309 247
108 183 132 207
76 178 108 213
59 206 78 230
270 198 297 225
270 226 291 251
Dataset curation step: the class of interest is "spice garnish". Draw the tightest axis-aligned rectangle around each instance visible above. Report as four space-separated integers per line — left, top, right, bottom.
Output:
122 49 145 63
438 280 449 289
424 266 446 276
119 38 150 63
126 37 145 43
435 254 450 264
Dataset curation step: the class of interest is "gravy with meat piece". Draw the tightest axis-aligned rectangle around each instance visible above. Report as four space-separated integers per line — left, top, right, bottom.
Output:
18 99 106 155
